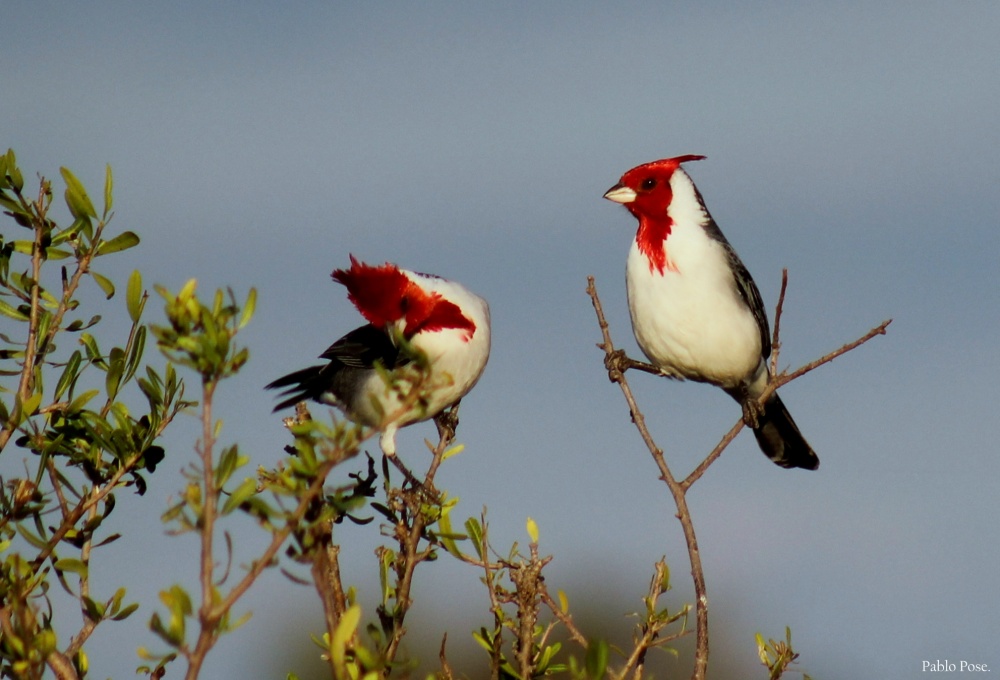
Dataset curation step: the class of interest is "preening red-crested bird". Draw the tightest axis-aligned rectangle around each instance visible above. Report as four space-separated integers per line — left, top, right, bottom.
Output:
603 156 819 470
267 256 491 456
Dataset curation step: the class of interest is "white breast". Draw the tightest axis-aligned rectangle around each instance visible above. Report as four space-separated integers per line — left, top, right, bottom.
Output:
353 275 491 429
625 172 763 389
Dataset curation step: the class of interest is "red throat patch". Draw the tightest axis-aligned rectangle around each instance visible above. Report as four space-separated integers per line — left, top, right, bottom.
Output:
332 256 476 340
618 155 705 276
635 214 675 275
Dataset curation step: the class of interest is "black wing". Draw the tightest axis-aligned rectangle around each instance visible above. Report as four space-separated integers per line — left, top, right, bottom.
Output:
725 245 771 360
694 191 771 361
317 324 401 368
266 324 402 411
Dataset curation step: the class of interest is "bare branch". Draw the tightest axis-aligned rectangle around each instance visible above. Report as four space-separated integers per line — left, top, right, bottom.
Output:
775 318 892 388
379 409 457 670
770 269 789 378
539 585 588 648
586 277 710 680
587 270 891 680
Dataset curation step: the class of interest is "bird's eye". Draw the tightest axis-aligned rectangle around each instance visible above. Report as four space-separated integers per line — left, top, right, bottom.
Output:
641 178 657 191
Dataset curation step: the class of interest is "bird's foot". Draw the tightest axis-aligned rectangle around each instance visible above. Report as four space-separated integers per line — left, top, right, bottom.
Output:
604 349 630 382
741 398 763 429
434 402 461 441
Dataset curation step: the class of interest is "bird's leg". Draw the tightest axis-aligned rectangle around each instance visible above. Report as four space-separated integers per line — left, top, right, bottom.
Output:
605 349 671 381
604 349 630 383
727 384 763 429
741 399 763 429
434 401 461 442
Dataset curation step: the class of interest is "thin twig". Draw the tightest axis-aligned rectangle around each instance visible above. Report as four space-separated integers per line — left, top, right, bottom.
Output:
185 380 219 680
311 537 347 653
586 271 891 680
379 405 458 673
776 319 892 388
539 585 588 647
770 269 789 378
680 420 745 491
586 277 710 680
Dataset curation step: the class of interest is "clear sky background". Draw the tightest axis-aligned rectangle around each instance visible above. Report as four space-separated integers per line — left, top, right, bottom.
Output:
4 3 999 679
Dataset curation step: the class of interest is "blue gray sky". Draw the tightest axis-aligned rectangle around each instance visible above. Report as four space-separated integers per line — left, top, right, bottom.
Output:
4 3 999 678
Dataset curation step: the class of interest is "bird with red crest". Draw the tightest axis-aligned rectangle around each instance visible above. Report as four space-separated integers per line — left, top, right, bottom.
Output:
267 256 491 455
604 156 818 470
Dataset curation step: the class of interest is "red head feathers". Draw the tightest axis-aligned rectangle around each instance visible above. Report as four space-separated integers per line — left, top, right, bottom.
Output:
604 155 707 274
332 255 476 340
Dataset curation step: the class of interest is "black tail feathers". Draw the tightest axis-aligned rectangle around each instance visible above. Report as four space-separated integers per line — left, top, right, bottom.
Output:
752 393 819 470
265 365 328 411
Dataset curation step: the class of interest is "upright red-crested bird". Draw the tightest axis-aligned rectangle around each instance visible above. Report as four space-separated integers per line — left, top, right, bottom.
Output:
603 156 818 470
267 256 491 456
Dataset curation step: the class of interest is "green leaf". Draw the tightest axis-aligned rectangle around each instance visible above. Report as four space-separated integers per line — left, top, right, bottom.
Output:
215 445 245 488
17 391 42 423
2 148 24 192
54 350 83 401
123 325 146 383
465 517 484 560
126 270 144 322
106 347 125 401
44 247 72 260
82 595 106 621
472 628 496 653
66 389 100 415
221 477 257 515
60 166 97 219
93 533 122 548
111 602 139 621
103 163 113 217
54 558 89 578
435 507 466 558
441 443 465 461
557 589 570 614
97 231 139 255
239 287 256 329
537 642 562 672
331 605 362 670
64 315 101 332
584 639 609 680
0 298 29 321
79 333 107 368
16 524 49 550
526 516 539 544
91 271 115 299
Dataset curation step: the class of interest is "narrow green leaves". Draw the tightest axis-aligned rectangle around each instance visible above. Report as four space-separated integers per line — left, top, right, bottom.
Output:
126 270 145 322
103 163 113 218
238 286 256 330
330 605 362 674
584 639 609 680
53 558 88 578
465 516 485 561
96 231 139 256
59 166 97 221
1 148 25 192
151 281 255 383
0 297 29 320
53 350 83 401
151 585 193 647
220 477 257 516
91 271 115 299
105 347 125 401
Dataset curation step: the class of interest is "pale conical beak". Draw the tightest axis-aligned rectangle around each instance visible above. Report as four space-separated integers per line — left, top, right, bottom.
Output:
603 184 637 204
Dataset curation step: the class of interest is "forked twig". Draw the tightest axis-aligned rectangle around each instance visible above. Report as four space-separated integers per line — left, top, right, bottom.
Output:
586 273 890 680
